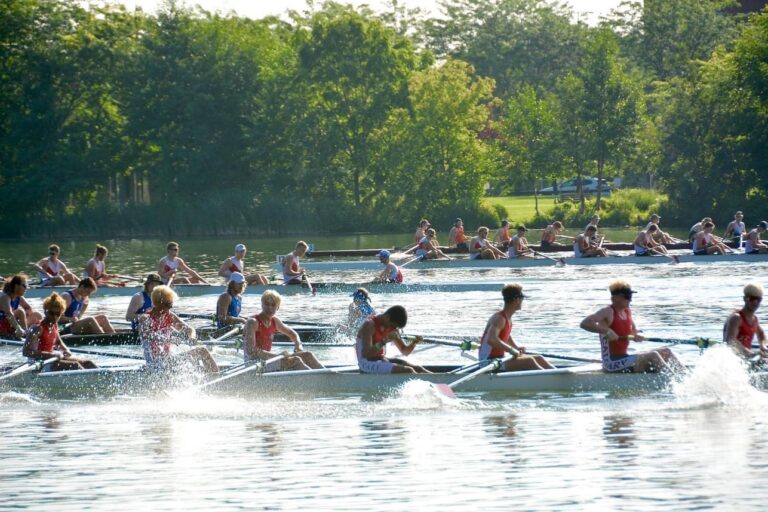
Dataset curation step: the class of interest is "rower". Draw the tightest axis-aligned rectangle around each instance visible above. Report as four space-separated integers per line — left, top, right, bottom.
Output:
348 288 375 332
61 277 116 334
646 214 674 244
415 228 450 260
0 275 42 338
216 272 247 328
470 227 506 260
355 305 429 374
243 290 324 371
585 214 601 242
688 217 712 243
495 219 511 250
83 244 116 286
414 219 430 244
448 218 469 252
580 280 684 373
136 285 218 374
540 221 567 250
125 273 164 333
692 221 729 255
744 221 768 254
158 241 208 285
724 211 746 246
573 226 607 257
477 284 554 371
218 243 268 285
723 283 767 360
282 241 309 285
23 293 96 371
633 224 669 256
376 250 403 283
33 244 78 286
508 225 533 258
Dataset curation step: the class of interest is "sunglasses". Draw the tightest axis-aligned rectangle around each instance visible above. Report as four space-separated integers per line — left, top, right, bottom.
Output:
49 251 57 256
746 295 763 302
19 283 28 289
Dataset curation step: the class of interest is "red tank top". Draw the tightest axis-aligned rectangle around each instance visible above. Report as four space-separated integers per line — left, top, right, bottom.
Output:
608 306 633 357
37 322 59 353
146 312 174 360
736 310 758 349
480 311 512 358
253 317 277 352
456 227 466 244
370 315 396 358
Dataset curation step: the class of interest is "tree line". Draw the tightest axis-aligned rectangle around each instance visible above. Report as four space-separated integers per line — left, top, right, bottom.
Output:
2 0 767 238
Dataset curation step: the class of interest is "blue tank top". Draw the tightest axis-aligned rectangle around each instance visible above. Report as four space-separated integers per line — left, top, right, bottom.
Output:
217 293 241 328
0 295 20 321
64 290 84 319
131 291 152 331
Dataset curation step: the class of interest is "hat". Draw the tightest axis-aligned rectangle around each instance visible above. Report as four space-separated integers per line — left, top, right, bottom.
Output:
760 221 768 230
516 225 528 232
144 273 163 285
229 272 245 284
378 250 391 259
650 213 661 219
235 244 246 252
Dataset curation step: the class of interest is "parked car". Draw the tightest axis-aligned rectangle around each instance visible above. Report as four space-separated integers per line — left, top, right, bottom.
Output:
540 177 612 195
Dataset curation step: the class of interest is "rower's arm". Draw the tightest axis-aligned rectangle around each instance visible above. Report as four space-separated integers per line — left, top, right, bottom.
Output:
756 324 766 354
282 255 301 277
179 259 206 283
22 327 41 358
217 259 231 278
125 294 142 322
33 259 49 275
392 333 418 356
724 314 753 356
274 318 302 352
580 307 616 339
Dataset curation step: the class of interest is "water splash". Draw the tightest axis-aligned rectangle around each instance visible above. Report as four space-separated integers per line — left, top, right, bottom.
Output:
0 391 39 404
380 379 474 410
672 345 768 408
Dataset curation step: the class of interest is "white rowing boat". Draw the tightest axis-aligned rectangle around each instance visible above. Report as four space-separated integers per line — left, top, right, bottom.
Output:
24 281 526 299
274 252 768 272
4 362 765 399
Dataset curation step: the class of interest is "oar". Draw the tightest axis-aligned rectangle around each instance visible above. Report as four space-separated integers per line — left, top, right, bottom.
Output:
528 351 599 363
0 356 59 382
649 247 680 264
399 255 423 268
0 338 146 361
434 352 517 398
201 326 241 344
196 354 284 391
301 273 317 295
644 336 718 349
530 249 566 266
407 336 477 351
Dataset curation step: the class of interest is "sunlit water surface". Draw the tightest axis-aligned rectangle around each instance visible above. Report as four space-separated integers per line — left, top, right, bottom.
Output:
1 238 767 510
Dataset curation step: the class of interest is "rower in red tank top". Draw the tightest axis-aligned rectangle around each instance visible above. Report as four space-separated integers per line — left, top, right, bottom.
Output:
243 290 324 372
724 283 767 358
355 305 429 374
476 285 554 371
581 280 684 373
22 292 96 371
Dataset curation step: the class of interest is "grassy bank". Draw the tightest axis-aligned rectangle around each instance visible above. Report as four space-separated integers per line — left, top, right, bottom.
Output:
481 195 557 225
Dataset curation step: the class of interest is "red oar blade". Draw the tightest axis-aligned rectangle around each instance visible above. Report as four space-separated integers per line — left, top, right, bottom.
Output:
433 383 457 399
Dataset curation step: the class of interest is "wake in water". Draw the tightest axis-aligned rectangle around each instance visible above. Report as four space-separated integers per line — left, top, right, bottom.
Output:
0 391 39 404
672 345 768 408
381 380 477 411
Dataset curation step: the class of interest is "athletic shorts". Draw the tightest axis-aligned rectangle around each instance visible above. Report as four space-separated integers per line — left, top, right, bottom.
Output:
602 354 637 373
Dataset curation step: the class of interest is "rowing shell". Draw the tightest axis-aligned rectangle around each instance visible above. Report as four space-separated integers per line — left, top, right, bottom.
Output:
4 362 765 399
274 252 768 272
25 281 539 299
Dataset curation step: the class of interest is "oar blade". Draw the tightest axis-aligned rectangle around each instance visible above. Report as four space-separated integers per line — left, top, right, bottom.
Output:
433 383 457 398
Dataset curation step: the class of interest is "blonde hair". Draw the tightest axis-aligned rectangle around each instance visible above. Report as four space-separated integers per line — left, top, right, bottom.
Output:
43 292 66 314
261 290 282 308
609 279 632 293
744 283 763 298
166 241 179 251
295 241 308 250
151 285 178 308
227 280 246 294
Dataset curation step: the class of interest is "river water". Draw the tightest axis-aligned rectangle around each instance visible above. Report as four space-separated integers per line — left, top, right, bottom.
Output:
1 236 766 510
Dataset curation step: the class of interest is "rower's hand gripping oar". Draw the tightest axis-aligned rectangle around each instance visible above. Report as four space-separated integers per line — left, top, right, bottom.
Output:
530 249 566 267
435 350 518 398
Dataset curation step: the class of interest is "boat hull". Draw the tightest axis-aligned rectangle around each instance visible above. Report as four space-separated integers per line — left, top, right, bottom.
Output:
5 362 759 399
277 252 768 272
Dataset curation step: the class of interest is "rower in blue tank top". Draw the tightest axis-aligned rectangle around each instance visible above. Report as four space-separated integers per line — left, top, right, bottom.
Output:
216 272 247 329
63 290 84 321
126 273 164 332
